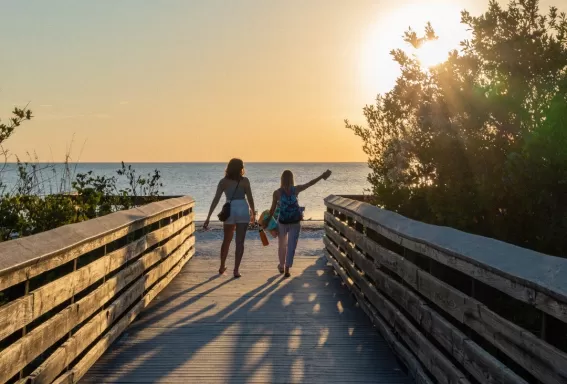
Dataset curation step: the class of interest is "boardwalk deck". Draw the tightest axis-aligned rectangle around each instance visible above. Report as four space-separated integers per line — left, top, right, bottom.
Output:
82 234 411 383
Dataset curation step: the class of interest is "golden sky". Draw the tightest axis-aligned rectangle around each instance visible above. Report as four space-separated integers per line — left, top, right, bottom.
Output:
1 0 561 162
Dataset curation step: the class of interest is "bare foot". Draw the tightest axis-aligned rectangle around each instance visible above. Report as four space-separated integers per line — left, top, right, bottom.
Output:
233 270 242 278
219 266 227 275
278 264 284 274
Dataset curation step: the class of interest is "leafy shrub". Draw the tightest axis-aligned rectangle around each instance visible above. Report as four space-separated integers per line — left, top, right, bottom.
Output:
0 107 164 242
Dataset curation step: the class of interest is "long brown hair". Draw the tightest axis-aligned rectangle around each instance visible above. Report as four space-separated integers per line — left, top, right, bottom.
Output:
280 170 294 191
225 158 245 180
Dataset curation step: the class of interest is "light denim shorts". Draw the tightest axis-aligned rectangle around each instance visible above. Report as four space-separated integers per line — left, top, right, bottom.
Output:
226 199 250 224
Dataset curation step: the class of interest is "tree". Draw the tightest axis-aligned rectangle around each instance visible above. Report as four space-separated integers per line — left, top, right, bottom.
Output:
347 0 567 255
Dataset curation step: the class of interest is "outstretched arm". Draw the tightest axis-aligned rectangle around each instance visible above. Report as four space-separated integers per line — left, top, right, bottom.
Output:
295 170 332 194
204 180 224 229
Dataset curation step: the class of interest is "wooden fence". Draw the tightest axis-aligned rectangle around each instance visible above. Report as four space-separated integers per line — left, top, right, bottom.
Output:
50 194 183 206
0 196 195 384
324 195 567 384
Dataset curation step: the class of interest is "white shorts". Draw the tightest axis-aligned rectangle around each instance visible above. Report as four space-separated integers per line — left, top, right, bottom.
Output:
226 199 250 224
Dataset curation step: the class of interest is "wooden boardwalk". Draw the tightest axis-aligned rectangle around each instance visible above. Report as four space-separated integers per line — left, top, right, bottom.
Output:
82 242 411 383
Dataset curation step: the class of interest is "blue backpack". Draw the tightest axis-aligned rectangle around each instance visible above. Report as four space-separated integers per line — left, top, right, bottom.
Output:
278 187 303 224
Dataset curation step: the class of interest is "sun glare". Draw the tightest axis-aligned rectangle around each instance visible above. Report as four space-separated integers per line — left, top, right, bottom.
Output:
415 39 451 68
359 1 467 96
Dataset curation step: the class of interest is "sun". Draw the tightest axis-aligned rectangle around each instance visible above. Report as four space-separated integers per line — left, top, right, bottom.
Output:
414 39 451 68
358 1 467 96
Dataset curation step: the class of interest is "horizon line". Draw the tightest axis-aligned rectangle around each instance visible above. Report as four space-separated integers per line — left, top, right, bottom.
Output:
3 161 367 164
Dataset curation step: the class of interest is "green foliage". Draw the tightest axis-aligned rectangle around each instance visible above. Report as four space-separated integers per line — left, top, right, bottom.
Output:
348 0 567 256
0 106 32 145
0 107 33 192
0 109 164 242
0 162 164 241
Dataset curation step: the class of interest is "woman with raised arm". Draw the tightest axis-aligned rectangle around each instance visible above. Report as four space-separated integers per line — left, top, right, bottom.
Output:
203 158 255 278
269 169 332 277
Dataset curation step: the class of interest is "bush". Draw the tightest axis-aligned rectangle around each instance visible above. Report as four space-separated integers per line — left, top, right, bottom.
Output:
0 107 164 242
348 0 567 256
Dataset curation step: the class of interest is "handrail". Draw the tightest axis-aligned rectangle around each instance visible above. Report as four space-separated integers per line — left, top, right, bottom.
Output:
0 196 195 384
324 195 567 384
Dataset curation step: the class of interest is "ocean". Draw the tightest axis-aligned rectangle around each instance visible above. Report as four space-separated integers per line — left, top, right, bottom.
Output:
0 163 370 221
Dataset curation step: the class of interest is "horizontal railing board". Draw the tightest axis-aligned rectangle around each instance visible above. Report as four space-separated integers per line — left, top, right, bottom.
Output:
325 195 567 323
26 238 194 384
0 224 195 383
0 196 194 291
325 214 567 384
323 244 434 384
325 196 567 384
53 244 195 384
0 213 193 345
324 236 468 384
0 196 195 384
325 214 526 384
24 232 194 384
46 195 183 205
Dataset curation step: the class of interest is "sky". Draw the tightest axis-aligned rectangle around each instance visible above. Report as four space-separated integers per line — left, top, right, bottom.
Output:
0 0 562 162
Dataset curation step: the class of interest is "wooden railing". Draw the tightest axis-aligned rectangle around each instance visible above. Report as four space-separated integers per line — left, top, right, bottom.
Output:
324 195 567 384
0 196 195 384
50 194 183 206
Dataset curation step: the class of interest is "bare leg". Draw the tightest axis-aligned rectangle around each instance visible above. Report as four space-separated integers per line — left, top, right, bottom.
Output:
234 223 248 277
220 224 235 274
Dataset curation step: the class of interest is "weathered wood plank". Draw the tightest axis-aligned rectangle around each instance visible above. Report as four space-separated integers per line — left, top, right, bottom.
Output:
427 265 558 381
33 254 108 319
324 214 419 288
325 218 527 384
0 296 80 383
52 300 145 384
416 265 567 384
324 245 433 384
19 234 195 384
327 208 567 384
465 303 567 384
324 237 468 384
142 244 194 307
0 197 194 291
0 294 33 342
103 213 194 273
0 231 195 383
32 215 194 320
329 219 567 384
80 233 410 384
325 196 567 323
61 247 195 383
0 219 193 348
35 241 196 383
